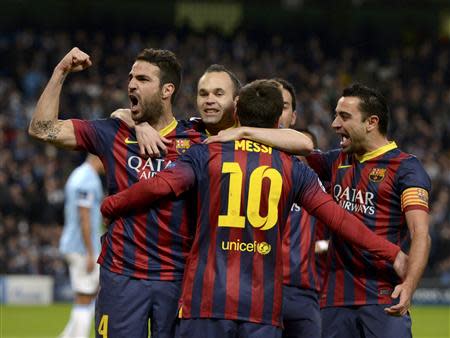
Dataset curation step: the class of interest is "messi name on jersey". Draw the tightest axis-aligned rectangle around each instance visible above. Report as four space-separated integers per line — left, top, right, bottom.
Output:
235 139 272 153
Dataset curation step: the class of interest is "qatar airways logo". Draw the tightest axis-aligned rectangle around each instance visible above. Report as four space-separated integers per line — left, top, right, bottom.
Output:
127 156 172 180
333 184 375 215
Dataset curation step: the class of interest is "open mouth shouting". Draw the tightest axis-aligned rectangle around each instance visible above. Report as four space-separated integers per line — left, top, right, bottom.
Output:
129 93 140 114
338 132 351 149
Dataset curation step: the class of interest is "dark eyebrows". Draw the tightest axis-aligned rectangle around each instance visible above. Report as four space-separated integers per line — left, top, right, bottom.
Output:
136 74 151 80
337 110 351 118
128 73 151 81
198 87 225 94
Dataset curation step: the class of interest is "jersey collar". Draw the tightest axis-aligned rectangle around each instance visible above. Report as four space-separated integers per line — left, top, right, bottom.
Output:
356 141 397 163
159 118 178 137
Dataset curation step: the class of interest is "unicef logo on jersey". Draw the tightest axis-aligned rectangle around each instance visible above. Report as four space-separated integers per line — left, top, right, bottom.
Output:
221 239 271 255
256 242 271 255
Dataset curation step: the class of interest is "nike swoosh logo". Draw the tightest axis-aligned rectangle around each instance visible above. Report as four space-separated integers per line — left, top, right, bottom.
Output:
338 164 352 169
124 137 138 144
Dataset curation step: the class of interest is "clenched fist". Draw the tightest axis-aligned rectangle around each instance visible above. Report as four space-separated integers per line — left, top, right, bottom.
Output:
55 47 92 74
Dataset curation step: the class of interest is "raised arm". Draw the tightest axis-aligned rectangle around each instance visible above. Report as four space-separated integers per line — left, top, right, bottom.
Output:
204 127 314 155
28 47 92 149
110 108 171 157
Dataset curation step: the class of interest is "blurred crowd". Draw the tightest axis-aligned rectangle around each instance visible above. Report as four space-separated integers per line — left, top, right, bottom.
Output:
0 28 449 285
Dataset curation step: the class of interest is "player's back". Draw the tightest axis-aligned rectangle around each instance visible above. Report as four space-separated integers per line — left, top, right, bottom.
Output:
179 139 317 327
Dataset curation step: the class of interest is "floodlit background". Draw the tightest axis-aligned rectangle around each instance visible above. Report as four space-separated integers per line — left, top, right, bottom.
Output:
0 0 449 337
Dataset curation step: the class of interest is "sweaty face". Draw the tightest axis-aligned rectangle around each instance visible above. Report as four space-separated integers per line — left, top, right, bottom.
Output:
197 71 236 133
278 88 296 128
128 61 164 124
332 96 368 155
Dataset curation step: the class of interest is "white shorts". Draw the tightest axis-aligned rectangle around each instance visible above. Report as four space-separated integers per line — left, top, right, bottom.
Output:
65 253 100 295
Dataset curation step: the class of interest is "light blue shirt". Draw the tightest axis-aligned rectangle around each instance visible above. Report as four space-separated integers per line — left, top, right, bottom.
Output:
59 162 103 255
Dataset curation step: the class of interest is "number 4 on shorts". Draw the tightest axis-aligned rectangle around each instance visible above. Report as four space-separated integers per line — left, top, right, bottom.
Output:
98 314 109 338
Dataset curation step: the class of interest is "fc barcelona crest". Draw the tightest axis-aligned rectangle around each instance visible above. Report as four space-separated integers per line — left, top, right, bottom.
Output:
176 138 191 154
369 168 386 182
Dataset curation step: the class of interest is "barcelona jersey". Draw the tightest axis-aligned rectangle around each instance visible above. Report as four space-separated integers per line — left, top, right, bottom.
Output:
118 139 401 326
72 117 204 281
282 205 321 292
307 142 431 307
169 140 328 326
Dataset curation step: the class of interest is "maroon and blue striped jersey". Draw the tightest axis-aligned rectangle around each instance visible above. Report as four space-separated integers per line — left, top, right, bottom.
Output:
101 139 402 326
307 142 431 307
282 205 321 292
72 117 204 281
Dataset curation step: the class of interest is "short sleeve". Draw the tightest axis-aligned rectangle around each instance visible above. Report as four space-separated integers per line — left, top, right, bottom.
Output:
397 156 431 213
75 188 95 208
72 118 120 155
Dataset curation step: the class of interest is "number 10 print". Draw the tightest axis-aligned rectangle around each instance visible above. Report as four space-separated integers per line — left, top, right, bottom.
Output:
218 162 283 231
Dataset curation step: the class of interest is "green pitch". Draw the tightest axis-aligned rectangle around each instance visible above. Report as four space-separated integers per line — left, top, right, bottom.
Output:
0 304 449 338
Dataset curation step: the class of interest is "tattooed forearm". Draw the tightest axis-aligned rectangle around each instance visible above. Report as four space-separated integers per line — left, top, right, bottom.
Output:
30 120 61 141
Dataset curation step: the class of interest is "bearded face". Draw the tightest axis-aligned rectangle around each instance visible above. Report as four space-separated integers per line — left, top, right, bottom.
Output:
128 61 164 124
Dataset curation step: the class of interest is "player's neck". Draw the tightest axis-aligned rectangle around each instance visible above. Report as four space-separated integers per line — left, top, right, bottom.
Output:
358 133 390 157
151 107 175 132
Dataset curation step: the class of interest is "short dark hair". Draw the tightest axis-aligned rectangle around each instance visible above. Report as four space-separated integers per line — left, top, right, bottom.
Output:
136 48 182 103
237 79 283 128
342 83 390 135
273 78 296 111
204 64 242 98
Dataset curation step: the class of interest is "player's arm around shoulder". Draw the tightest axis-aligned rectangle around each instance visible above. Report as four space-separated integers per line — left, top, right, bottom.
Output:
110 108 134 126
28 47 92 149
110 108 171 157
204 126 314 155
245 127 314 155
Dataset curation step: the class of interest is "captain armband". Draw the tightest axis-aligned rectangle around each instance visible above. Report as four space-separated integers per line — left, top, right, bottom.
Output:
401 187 429 212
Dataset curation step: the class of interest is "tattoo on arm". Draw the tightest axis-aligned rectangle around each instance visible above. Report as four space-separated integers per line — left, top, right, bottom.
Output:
30 120 62 141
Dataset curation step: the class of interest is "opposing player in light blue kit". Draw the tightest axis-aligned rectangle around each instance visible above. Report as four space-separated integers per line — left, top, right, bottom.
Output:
59 154 104 338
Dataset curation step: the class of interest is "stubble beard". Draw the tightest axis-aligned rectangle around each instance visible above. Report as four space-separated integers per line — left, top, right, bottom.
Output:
140 94 164 125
